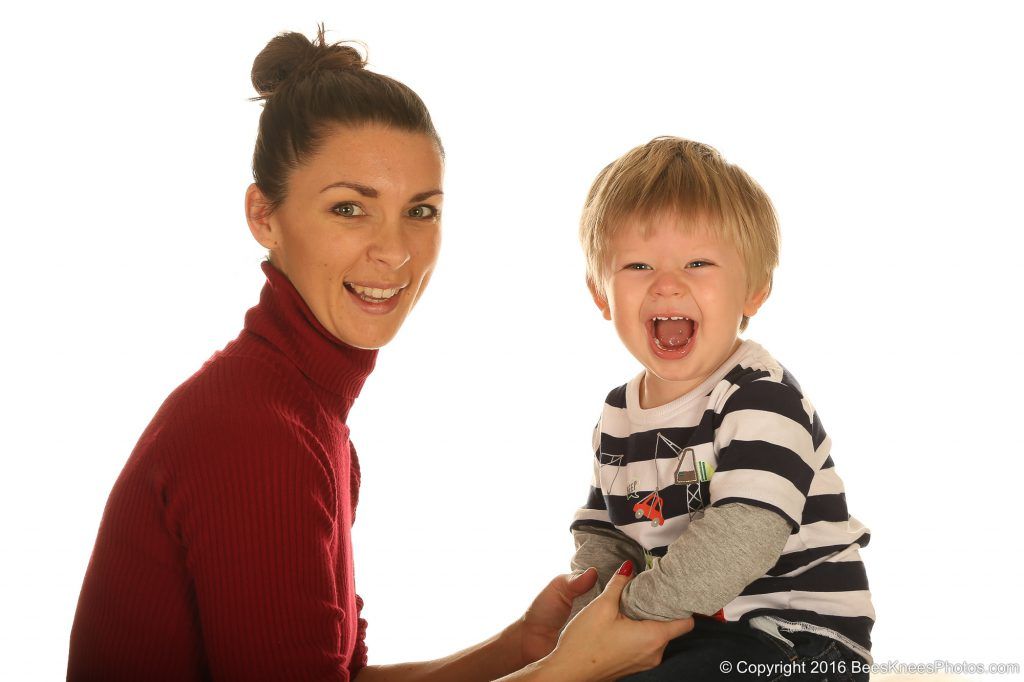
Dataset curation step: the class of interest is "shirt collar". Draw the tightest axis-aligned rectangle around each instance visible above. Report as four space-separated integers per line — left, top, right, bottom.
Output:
244 260 377 399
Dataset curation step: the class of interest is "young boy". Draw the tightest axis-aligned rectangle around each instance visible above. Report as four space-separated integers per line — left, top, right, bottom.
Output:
569 138 873 679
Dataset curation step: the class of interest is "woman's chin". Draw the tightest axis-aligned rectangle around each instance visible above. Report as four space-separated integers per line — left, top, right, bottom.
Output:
329 317 405 350
333 329 395 350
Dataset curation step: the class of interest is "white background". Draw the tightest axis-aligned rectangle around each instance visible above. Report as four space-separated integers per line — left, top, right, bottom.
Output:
2 1 1022 680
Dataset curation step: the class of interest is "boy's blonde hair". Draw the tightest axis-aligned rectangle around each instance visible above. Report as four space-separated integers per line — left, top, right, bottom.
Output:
580 137 779 332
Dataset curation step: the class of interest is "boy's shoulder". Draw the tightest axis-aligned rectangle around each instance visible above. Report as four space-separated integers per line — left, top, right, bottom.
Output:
716 341 817 434
594 341 812 423
722 340 806 397
602 383 629 409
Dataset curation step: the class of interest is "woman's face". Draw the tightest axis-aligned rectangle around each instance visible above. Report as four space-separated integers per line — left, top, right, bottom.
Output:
247 124 444 349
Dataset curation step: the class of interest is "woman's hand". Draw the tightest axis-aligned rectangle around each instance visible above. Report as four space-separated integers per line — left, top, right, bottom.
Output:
517 567 601 665
358 562 692 682
542 561 694 682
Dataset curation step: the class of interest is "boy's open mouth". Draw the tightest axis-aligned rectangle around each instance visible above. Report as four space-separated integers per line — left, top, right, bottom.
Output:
649 316 696 353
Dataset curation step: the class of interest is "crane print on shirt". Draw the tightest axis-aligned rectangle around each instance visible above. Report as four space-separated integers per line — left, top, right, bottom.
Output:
599 430 717 536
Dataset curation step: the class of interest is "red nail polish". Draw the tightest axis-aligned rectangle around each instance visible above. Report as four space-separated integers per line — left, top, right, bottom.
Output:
617 560 634 576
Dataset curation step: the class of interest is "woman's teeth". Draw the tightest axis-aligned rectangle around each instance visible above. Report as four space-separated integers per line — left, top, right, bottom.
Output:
348 283 403 302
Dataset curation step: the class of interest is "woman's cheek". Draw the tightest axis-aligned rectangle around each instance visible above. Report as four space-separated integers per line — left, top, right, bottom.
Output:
413 226 442 268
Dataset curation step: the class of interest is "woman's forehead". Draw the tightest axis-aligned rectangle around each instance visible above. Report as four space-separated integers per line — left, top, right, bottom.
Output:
290 124 444 198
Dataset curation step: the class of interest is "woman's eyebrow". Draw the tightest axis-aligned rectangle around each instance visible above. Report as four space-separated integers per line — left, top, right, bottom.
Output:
320 180 378 196
318 182 442 203
410 189 443 202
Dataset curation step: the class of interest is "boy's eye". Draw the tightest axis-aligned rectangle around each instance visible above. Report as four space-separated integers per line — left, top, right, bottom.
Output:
687 260 711 268
625 263 653 271
332 202 366 217
408 204 440 220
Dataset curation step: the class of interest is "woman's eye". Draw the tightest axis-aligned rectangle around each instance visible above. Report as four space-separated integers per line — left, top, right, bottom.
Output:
625 263 653 271
332 202 366 217
408 204 439 220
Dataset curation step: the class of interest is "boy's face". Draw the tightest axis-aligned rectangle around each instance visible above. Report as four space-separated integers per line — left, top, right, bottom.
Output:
590 213 768 408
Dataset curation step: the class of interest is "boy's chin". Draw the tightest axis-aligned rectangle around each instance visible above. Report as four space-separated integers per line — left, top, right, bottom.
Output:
644 366 704 385
639 366 712 408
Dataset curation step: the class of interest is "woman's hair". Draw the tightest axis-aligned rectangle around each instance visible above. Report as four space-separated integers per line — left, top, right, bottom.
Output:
251 25 442 211
580 137 779 332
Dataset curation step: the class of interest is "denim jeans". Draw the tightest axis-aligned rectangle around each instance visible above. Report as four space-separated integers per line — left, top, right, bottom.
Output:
619 617 869 682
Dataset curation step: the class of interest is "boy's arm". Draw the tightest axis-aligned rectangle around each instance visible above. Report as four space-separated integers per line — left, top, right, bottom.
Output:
568 524 647 619
567 415 643 620
622 379 818 621
619 502 790 620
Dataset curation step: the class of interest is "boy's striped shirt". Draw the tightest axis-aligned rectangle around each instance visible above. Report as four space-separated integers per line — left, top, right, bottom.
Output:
571 340 874 660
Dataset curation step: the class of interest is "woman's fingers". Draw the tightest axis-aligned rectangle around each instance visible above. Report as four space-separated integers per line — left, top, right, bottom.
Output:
654 615 695 640
566 567 598 599
590 560 634 604
550 559 692 681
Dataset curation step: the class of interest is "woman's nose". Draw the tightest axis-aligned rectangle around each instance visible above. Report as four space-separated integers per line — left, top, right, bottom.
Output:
367 221 411 269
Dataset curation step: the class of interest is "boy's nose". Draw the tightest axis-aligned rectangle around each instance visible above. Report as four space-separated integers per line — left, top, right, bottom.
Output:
651 271 688 298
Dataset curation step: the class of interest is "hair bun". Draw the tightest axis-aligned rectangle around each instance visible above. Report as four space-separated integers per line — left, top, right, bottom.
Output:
251 25 365 99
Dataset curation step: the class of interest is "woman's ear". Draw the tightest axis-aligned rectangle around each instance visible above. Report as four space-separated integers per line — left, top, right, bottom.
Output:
245 184 278 250
588 278 612 321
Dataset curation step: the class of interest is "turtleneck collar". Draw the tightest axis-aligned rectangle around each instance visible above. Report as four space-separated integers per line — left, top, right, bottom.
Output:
243 260 378 400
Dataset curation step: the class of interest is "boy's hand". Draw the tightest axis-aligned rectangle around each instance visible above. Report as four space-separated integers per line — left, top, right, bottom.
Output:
516 568 599 665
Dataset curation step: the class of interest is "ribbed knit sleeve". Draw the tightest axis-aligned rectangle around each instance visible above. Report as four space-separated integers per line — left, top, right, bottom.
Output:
349 443 370 675
163 360 360 680
69 262 377 681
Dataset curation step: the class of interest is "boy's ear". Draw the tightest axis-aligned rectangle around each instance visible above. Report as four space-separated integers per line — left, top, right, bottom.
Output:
245 183 279 250
587 277 612 321
743 281 772 318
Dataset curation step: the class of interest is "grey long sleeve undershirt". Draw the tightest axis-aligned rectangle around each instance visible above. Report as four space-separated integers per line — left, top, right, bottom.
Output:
569 502 791 621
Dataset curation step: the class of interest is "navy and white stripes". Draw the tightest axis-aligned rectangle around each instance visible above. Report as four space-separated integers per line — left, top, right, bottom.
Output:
571 340 874 660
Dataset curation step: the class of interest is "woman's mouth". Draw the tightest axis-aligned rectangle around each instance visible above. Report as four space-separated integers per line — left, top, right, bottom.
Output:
346 282 404 302
648 316 697 358
344 282 407 314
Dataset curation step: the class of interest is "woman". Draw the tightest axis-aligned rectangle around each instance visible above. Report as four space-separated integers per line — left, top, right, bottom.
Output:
68 27 691 681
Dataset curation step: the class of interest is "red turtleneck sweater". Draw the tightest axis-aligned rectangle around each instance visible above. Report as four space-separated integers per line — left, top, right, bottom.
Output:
68 262 378 681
